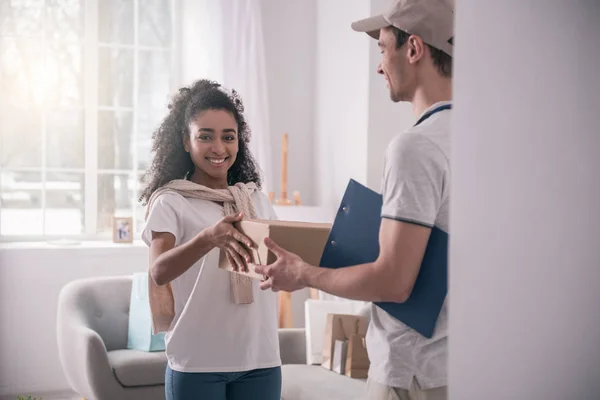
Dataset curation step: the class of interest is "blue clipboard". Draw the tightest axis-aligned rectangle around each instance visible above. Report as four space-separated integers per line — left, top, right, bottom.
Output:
319 179 448 338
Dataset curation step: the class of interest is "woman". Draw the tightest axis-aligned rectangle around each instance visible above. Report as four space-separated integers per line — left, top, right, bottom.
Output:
139 79 281 400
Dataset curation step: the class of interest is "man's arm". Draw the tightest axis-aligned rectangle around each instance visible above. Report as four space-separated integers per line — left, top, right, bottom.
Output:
302 218 430 302
259 217 431 303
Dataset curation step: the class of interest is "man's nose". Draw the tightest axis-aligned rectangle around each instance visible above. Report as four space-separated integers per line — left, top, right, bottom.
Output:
377 63 383 75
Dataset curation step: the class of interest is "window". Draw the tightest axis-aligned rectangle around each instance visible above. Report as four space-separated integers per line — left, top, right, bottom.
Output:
0 0 177 241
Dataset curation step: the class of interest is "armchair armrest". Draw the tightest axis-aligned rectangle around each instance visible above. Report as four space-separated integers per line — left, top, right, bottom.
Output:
58 321 122 399
278 328 307 365
57 281 124 399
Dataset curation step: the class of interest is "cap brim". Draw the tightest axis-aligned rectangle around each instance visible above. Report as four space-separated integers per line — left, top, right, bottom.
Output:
351 14 389 39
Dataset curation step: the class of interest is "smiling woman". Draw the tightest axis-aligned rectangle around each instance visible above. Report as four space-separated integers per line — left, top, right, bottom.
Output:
139 79 282 400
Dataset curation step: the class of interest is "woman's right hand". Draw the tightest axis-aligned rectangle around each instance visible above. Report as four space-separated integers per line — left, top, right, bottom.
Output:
206 212 254 272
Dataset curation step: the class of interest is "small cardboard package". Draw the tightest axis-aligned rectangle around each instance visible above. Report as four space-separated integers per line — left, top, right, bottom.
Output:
218 219 332 279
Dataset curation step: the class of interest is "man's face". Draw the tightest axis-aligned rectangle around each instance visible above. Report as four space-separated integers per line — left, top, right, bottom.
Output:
377 27 415 102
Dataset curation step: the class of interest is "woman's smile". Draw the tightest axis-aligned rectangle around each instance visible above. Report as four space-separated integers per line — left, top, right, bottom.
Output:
206 157 229 166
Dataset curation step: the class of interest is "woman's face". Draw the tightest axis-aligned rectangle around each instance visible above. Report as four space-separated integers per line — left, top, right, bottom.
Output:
184 109 239 188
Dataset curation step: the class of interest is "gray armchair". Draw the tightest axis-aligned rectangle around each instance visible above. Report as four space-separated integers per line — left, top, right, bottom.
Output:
57 276 166 400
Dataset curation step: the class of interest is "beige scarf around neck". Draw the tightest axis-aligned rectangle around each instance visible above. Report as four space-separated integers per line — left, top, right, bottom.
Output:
146 179 258 333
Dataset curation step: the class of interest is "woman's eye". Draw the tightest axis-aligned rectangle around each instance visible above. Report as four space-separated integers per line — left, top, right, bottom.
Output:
224 135 235 141
198 135 211 141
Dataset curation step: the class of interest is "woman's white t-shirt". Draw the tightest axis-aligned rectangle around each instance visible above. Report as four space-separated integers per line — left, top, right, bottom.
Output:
141 190 281 373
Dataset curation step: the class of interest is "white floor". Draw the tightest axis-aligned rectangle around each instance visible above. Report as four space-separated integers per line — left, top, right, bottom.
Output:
0 391 79 400
45 393 79 400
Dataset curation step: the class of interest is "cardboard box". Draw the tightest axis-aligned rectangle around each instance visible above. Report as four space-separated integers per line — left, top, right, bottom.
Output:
218 219 332 280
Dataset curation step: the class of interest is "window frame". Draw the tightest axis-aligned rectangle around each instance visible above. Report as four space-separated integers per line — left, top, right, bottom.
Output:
0 0 181 243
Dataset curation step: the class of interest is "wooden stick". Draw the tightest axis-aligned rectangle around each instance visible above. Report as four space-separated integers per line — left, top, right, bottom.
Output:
278 291 293 328
276 133 292 205
310 288 319 300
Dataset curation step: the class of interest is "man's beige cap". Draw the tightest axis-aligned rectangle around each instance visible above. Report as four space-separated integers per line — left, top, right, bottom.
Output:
351 0 454 56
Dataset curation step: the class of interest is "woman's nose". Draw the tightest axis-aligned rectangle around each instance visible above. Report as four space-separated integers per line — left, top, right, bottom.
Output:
211 140 226 154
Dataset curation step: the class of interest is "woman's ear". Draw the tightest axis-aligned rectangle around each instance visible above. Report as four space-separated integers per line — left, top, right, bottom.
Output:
182 132 190 152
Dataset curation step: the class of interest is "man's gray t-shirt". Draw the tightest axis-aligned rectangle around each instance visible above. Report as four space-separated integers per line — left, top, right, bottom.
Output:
366 101 451 390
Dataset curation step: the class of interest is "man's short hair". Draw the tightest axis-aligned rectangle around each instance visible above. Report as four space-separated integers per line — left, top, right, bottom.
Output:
391 26 452 78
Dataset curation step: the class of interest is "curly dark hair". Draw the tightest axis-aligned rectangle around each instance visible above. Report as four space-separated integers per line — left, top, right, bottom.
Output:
139 79 262 205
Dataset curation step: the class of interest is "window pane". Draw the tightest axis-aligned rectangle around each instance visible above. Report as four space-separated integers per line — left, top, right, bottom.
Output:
98 0 133 45
0 170 43 235
135 173 145 234
45 171 84 234
45 0 85 41
98 110 133 169
138 51 170 108
0 38 44 105
0 39 82 106
138 0 171 47
0 106 42 168
97 173 134 233
0 0 44 37
45 42 84 106
98 47 133 107
136 50 170 170
47 109 84 168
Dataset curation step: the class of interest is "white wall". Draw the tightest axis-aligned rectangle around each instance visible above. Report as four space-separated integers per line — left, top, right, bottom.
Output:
366 0 414 191
450 1 600 399
314 0 416 207
260 0 317 206
314 0 371 210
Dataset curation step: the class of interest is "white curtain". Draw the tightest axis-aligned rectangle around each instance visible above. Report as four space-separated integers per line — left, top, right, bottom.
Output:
179 0 273 192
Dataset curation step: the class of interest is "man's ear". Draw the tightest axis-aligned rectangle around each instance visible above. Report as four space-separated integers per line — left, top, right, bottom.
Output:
407 35 426 64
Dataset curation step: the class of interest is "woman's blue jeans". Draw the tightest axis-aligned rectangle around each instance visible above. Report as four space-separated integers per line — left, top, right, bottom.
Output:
165 365 282 400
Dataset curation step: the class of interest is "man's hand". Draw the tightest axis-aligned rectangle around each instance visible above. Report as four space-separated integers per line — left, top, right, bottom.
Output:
253 237 311 292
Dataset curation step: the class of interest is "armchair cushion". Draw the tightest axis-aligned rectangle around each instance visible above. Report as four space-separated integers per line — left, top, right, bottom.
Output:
107 349 167 387
281 364 366 400
278 328 307 364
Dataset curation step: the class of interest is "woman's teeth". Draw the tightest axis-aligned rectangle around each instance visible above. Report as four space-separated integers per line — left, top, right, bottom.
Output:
208 158 226 165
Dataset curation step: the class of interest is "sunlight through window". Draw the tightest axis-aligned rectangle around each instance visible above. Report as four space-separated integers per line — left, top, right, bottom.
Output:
0 0 176 240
